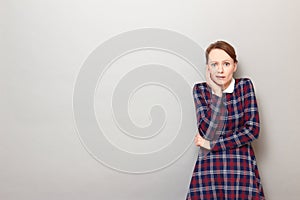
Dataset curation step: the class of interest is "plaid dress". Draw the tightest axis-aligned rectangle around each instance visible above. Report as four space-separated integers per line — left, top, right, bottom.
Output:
186 78 265 200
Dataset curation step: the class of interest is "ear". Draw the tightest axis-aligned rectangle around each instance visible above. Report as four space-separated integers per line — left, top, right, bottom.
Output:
233 62 237 72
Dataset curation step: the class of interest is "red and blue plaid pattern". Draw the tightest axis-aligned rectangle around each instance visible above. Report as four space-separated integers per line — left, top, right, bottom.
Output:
186 78 265 200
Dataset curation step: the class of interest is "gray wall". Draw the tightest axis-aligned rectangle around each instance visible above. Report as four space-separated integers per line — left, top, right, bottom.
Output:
1 0 299 199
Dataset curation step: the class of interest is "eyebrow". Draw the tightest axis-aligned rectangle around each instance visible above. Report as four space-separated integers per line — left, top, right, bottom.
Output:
209 59 232 63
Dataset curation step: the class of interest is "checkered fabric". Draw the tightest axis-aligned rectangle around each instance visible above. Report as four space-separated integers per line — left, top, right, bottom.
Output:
186 78 265 200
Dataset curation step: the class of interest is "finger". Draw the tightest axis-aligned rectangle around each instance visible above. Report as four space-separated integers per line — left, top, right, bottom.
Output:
206 64 210 71
206 66 210 79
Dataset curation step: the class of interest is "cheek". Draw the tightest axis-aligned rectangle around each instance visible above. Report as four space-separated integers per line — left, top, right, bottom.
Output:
225 68 235 77
209 66 218 74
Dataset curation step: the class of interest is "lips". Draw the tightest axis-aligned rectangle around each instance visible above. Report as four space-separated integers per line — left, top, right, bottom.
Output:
216 76 225 79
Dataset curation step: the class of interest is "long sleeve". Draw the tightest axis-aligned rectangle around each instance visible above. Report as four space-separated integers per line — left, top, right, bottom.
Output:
193 83 226 141
211 79 260 152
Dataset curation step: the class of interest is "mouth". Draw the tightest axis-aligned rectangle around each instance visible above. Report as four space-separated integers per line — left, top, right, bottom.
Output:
216 76 226 79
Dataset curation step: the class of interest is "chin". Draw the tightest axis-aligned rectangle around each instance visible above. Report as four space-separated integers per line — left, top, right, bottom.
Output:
213 79 225 86
214 79 230 88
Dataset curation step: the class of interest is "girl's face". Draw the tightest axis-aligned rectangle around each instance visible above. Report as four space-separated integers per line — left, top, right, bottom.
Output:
207 48 237 90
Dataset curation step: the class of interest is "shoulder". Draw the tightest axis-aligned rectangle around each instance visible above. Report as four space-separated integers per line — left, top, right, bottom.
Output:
193 82 210 93
235 78 256 93
235 78 253 85
192 82 212 100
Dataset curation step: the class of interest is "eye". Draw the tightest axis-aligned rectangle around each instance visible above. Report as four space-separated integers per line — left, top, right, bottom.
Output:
210 63 217 67
224 62 231 67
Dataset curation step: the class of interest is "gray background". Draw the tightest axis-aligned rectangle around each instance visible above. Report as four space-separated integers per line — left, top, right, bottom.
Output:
1 0 299 199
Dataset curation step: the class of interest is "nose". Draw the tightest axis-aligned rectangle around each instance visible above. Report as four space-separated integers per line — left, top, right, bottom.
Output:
217 65 224 73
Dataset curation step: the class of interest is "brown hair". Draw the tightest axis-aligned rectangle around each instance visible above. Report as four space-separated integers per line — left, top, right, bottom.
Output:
205 41 238 64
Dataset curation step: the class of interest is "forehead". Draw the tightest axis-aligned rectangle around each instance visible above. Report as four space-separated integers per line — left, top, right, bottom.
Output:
208 49 232 61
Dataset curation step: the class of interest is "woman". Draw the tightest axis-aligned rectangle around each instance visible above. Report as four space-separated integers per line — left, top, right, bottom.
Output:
186 41 265 199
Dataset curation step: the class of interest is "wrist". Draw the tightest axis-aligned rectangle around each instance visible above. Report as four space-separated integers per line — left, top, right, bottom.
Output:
213 89 222 97
203 139 211 150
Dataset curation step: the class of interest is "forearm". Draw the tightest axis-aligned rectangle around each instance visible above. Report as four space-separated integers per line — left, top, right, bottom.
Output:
196 94 225 140
211 104 260 151
211 124 259 151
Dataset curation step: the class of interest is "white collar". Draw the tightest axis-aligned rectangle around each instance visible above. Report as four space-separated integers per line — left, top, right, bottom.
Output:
223 78 235 93
211 78 235 94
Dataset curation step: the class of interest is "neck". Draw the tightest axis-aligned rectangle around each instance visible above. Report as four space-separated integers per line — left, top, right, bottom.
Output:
222 78 233 91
